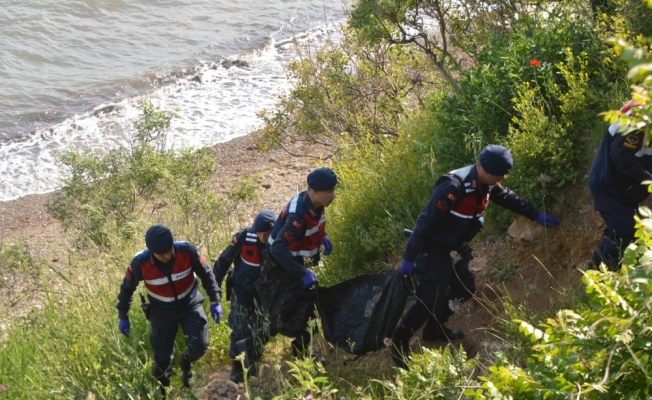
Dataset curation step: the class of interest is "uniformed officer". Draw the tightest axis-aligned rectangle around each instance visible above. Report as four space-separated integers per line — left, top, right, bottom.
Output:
391 145 560 369
116 225 222 390
213 209 276 383
265 167 336 358
589 100 652 270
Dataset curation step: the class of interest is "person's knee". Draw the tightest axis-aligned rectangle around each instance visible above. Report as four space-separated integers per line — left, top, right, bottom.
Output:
186 346 207 362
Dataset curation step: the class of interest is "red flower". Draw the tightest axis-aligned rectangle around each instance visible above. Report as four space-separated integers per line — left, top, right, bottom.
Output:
530 59 540 67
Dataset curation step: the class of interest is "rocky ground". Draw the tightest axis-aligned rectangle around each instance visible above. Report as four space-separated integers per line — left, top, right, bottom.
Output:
0 133 609 399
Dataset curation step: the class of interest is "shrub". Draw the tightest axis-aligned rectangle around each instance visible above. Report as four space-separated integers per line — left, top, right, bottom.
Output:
47 99 255 253
323 113 439 280
377 345 478 399
467 208 652 398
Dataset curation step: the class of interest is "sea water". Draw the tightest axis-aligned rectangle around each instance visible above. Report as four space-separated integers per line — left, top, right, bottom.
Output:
0 0 348 201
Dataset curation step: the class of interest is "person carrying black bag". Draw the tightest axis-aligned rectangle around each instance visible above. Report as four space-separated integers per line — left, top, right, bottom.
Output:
391 145 560 370
259 167 336 359
213 209 276 383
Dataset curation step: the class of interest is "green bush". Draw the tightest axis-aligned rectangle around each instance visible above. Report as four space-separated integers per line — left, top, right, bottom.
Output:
323 114 439 280
256 28 438 150
467 209 652 398
47 99 255 254
377 345 478 399
0 242 40 308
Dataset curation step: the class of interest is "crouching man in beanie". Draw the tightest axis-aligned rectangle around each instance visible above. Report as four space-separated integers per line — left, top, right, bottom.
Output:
213 209 276 383
262 167 337 359
116 225 222 391
391 145 560 369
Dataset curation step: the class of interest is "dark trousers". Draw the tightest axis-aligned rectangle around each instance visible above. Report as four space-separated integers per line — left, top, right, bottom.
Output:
149 299 209 387
399 244 475 334
228 287 265 360
592 206 637 271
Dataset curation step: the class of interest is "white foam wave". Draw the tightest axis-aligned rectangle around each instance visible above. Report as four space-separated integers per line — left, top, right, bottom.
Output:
0 22 344 202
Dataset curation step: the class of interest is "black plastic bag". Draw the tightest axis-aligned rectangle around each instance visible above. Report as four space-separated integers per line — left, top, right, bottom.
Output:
317 269 408 355
254 269 314 338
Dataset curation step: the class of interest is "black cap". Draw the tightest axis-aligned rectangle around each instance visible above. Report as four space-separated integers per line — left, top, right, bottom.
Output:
253 209 276 232
307 167 338 191
479 145 513 176
145 225 174 254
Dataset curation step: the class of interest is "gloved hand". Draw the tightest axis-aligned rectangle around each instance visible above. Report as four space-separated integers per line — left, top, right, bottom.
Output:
400 259 415 276
322 235 333 256
535 212 560 228
210 303 222 324
301 270 317 288
118 318 130 337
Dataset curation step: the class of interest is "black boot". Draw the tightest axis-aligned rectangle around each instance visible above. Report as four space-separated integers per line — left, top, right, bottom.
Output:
390 325 412 370
422 324 464 341
235 336 258 373
230 360 244 383
179 353 192 388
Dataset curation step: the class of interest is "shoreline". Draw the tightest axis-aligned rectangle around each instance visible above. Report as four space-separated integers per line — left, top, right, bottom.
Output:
0 133 331 261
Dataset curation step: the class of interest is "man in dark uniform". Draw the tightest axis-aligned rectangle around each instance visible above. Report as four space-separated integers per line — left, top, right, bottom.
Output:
589 100 652 270
265 167 336 358
213 209 276 383
391 145 560 369
116 225 222 391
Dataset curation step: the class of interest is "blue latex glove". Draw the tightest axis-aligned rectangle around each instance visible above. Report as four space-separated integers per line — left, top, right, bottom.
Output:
118 318 130 337
322 235 333 256
535 212 560 228
301 270 317 288
400 259 415 276
210 303 222 324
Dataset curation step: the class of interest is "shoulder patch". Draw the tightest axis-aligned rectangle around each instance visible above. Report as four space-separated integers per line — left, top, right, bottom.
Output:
436 200 449 212
624 135 640 149
292 220 302 229
282 230 294 242
232 236 239 245
447 193 457 202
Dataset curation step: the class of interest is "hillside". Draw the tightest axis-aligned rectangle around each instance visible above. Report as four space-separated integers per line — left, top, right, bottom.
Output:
0 131 609 399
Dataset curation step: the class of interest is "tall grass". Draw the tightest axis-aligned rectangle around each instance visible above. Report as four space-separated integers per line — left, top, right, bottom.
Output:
0 242 234 399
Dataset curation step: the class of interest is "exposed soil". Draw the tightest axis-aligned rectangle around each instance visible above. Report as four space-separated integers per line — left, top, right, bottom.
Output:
0 134 609 399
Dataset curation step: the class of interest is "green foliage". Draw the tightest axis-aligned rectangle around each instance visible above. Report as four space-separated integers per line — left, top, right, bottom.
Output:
490 263 519 283
504 47 597 209
47 99 254 253
323 114 439 280
0 242 40 305
256 28 437 151
376 346 478 399
468 208 652 399
0 243 233 399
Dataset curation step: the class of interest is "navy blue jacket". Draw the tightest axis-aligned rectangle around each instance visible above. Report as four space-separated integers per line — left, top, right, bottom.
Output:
116 242 221 320
589 125 652 211
213 227 266 293
403 164 539 262
268 191 325 278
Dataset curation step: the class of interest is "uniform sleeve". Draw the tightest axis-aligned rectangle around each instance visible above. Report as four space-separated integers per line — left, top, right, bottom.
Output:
488 183 539 220
610 131 652 183
270 213 308 277
116 261 142 320
190 247 222 303
403 178 463 262
213 230 244 287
